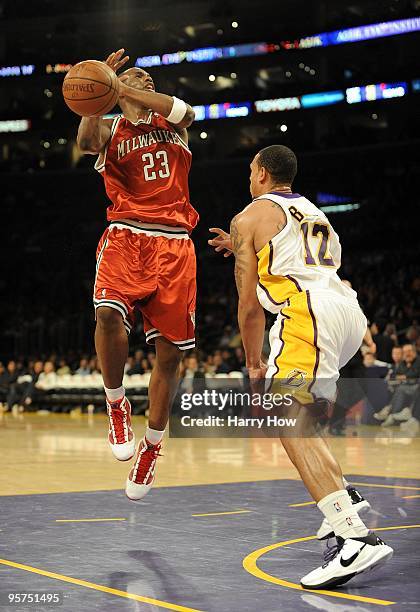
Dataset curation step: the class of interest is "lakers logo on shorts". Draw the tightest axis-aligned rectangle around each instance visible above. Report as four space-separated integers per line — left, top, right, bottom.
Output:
285 369 307 388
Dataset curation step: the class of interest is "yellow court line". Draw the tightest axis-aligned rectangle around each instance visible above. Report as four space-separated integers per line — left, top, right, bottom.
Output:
289 501 316 508
243 525 420 606
55 518 126 523
192 509 252 517
402 494 420 499
0 558 203 612
351 482 420 491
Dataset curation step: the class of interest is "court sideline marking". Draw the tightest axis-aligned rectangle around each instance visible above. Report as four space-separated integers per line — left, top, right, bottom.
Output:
243 524 420 606
0 558 203 612
289 481 420 506
192 509 252 517
55 518 126 523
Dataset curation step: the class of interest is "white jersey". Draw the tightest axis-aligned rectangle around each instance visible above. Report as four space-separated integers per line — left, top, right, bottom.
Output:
256 191 358 313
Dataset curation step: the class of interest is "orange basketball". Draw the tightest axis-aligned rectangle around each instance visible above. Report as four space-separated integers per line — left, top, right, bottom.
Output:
62 60 119 117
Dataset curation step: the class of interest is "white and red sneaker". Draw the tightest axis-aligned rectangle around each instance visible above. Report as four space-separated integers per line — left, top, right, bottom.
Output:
125 437 162 501
106 396 135 461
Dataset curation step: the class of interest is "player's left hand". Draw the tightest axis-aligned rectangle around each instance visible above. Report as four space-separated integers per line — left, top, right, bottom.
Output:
367 341 377 355
248 362 268 397
248 363 268 380
105 48 130 74
208 228 233 257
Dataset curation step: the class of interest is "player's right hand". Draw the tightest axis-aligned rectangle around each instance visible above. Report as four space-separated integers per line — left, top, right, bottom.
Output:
105 48 130 74
208 228 233 257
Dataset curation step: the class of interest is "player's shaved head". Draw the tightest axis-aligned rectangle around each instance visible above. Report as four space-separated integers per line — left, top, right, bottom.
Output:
118 67 155 92
257 145 297 185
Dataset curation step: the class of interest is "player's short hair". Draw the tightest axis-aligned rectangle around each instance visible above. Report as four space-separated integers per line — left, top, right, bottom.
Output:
257 145 297 184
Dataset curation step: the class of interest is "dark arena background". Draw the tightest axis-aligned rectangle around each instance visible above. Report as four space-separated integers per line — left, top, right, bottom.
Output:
0 1 420 611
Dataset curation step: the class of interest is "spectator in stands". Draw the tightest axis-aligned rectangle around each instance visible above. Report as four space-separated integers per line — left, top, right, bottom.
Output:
203 354 216 374
147 353 156 370
56 358 71 376
379 344 420 426
89 356 100 374
141 358 151 373
6 360 19 384
388 346 403 379
124 356 134 374
180 354 200 393
405 325 419 346
75 357 90 376
219 325 235 348
32 361 58 414
231 347 246 372
7 360 44 412
213 353 230 374
385 323 398 346
126 350 145 375
182 355 199 379
371 319 395 363
0 362 9 407
4 360 20 411
36 361 57 389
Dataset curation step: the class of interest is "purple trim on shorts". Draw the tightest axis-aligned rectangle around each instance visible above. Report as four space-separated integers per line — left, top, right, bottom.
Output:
306 290 320 391
258 281 282 306
284 274 302 292
268 241 274 275
266 299 290 392
269 191 301 199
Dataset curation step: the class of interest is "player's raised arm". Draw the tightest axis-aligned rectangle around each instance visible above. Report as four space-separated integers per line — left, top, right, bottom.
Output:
230 213 266 375
118 78 195 130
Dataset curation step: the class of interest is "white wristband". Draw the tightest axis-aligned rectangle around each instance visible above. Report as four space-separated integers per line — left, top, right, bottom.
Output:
166 96 187 124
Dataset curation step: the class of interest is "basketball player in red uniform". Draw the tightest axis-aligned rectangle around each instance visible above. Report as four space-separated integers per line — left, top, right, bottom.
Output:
77 49 198 500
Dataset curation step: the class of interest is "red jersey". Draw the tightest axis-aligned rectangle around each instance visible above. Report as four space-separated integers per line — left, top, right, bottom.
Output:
95 112 199 233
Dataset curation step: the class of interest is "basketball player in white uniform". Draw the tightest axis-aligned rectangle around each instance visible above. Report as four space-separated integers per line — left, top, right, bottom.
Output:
209 145 393 589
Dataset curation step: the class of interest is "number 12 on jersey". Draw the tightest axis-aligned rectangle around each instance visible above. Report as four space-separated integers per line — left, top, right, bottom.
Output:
142 150 170 181
301 221 336 267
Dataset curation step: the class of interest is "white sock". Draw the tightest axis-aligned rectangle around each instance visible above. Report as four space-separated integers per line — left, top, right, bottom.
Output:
318 489 369 539
104 385 125 403
145 426 164 445
342 477 349 488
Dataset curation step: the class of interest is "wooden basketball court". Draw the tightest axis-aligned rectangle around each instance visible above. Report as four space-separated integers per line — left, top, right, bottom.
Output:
1 412 419 611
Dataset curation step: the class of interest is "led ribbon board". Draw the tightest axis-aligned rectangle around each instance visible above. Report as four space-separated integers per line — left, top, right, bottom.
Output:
193 101 252 121
283 17 420 49
136 42 274 68
0 119 30 132
346 82 407 104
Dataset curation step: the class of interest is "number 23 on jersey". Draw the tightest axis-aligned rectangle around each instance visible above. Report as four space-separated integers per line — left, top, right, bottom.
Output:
142 150 170 181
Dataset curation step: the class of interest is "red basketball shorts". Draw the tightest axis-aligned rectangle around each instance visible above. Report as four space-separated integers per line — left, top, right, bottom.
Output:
93 220 196 350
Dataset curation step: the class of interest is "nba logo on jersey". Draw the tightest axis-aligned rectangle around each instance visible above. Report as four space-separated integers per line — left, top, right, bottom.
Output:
101 288 106 297
190 311 196 328
334 502 342 512
346 517 353 526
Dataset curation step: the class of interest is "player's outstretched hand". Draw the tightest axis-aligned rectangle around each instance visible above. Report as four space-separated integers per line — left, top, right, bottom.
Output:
248 362 268 380
248 361 268 396
105 48 130 74
208 228 233 257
